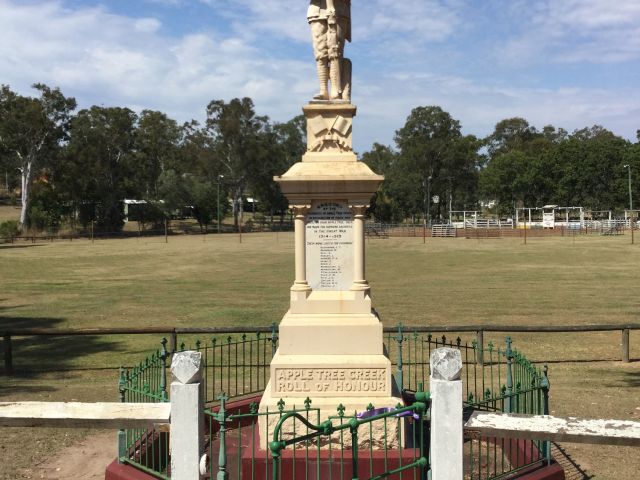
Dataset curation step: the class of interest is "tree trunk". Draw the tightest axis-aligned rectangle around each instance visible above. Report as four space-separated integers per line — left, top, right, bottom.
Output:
19 160 33 227
232 185 244 228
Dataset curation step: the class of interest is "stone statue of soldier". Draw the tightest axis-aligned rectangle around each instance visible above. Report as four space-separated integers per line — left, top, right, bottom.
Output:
307 0 351 101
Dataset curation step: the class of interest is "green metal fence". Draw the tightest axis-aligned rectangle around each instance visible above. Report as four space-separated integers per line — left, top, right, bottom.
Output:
181 325 279 403
205 389 430 480
460 337 550 479
118 338 170 479
118 328 550 479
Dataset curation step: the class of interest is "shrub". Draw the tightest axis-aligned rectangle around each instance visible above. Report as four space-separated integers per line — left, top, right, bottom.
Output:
0 220 20 242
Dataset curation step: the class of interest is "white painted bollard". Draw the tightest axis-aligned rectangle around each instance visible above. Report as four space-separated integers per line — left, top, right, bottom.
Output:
170 351 204 480
430 347 463 480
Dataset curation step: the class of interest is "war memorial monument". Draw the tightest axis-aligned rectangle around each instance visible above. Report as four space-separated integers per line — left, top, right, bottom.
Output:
258 0 403 440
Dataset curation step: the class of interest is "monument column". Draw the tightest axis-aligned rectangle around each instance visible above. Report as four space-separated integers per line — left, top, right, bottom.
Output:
291 205 311 292
350 205 369 292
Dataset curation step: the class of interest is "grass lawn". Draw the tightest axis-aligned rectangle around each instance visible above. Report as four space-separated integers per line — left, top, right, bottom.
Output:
0 232 639 479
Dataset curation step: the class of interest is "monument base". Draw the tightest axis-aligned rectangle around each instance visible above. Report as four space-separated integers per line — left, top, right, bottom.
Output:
290 290 371 314
278 310 381 355
259 381 403 449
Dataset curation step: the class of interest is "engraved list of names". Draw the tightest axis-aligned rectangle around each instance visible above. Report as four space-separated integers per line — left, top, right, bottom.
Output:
306 201 354 291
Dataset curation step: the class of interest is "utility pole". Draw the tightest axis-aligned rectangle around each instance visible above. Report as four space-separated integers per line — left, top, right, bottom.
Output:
425 175 432 228
624 164 633 211
624 165 634 244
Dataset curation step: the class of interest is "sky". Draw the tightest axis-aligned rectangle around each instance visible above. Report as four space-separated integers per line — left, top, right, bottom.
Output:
1 0 639 153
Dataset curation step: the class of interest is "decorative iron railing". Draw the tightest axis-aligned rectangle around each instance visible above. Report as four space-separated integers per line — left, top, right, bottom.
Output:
118 338 170 478
205 388 430 480
118 328 550 479
176 325 279 403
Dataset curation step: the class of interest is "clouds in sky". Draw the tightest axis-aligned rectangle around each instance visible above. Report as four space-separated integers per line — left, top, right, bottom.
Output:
501 0 640 64
0 0 638 152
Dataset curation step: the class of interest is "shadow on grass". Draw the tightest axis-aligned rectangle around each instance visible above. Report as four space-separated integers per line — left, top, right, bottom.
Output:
619 369 640 388
0 244 45 250
552 443 593 480
0 312 122 396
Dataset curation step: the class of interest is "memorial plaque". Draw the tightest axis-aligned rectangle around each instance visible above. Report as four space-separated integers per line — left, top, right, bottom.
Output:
274 368 387 395
306 201 354 291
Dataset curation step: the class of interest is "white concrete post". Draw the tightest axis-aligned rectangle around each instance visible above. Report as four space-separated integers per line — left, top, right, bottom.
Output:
170 351 204 480
430 347 463 480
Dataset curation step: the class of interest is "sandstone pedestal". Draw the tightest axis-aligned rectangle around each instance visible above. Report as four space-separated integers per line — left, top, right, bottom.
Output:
258 102 401 447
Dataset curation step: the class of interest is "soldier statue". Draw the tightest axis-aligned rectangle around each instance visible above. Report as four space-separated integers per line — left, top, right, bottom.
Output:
307 0 351 101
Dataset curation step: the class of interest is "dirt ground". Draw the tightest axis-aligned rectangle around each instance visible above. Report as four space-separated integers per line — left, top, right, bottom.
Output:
14 431 114 480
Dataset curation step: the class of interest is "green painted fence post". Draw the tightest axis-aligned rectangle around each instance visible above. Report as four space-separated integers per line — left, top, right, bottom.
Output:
541 365 551 465
505 337 513 414
395 323 404 393
415 383 430 480
349 417 359 480
160 338 168 401
271 323 278 359
216 392 229 480
117 367 127 462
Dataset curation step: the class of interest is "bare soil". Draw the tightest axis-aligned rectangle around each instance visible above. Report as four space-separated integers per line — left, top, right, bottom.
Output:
14 431 114 480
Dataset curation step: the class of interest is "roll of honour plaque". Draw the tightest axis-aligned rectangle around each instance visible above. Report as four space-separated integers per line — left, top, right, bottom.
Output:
305 201 354 291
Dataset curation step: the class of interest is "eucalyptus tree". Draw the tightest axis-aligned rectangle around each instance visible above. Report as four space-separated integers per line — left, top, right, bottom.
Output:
393 106 481 221
251 115 306 222
135 110 183 198
361 143 403 222
64 106 138 230
205 97 270 228
0 84 76 226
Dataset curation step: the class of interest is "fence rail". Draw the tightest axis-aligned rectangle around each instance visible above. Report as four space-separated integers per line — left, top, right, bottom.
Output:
0 221 295 244
2 323 639 375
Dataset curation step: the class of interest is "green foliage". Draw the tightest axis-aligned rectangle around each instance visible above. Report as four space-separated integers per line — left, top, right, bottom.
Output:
362 144 403 222
188 178 217 229
480 122 636 213
387 106 481 220
0 219 19 240
205 97 270 227
0 84 76 225
25 180 65 232
135 110 183 198
64 106 138 231
2 79 637 228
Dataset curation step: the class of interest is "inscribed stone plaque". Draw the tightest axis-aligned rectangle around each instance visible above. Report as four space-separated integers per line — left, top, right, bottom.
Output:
306 201 354 291
274 368 387 395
